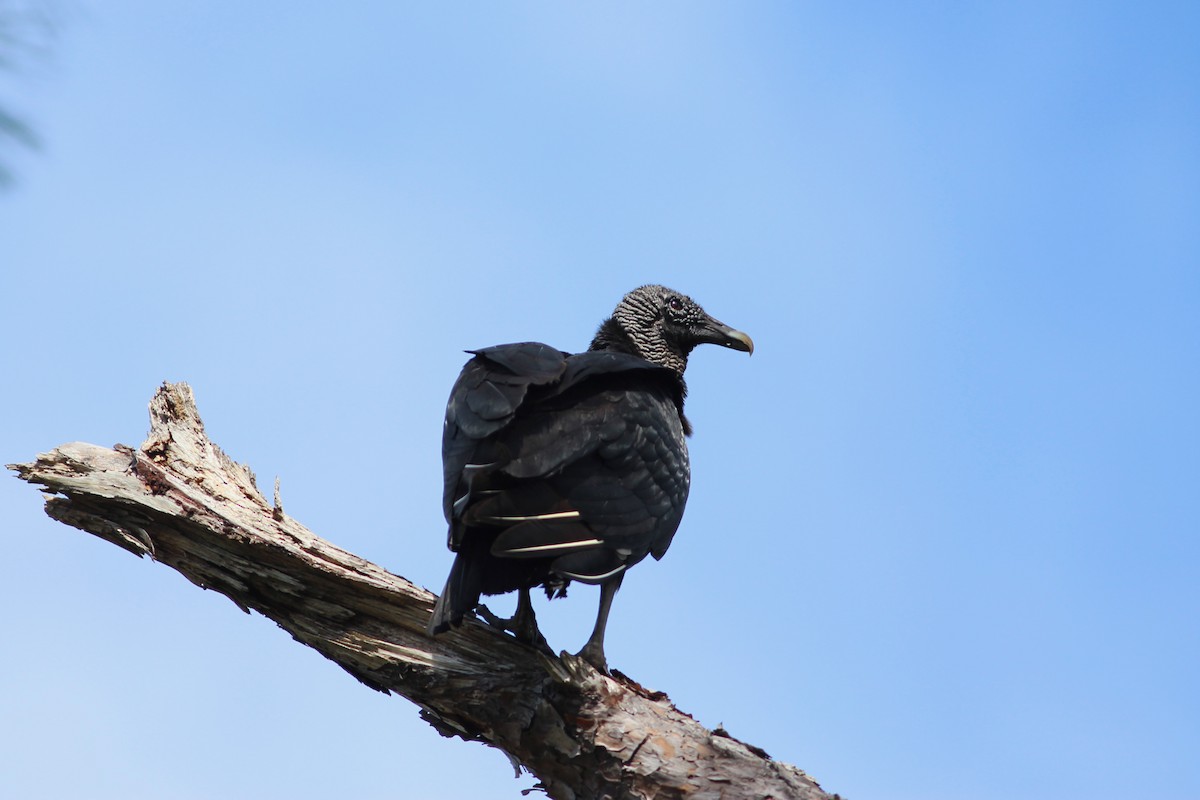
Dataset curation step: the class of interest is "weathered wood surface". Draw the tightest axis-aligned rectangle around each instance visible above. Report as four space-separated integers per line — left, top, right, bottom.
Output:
9 382 835 800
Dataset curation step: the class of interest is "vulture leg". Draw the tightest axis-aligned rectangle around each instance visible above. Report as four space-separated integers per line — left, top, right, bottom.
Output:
510 588 546 649
477 588 552 655
577 574 625 673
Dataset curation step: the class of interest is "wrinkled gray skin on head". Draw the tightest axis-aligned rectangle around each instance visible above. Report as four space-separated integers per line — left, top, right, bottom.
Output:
589 284 754 374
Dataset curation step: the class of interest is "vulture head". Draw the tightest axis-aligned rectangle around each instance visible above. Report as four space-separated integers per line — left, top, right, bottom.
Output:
590 284 754 374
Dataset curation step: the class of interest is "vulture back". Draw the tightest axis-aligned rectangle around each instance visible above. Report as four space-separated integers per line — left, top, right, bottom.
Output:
432 341 690 631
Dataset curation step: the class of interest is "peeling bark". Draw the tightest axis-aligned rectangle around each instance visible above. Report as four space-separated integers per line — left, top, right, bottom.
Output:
9 382 836 800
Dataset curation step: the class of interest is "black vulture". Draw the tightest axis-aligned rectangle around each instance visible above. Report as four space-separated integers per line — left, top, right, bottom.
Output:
427 284 752 672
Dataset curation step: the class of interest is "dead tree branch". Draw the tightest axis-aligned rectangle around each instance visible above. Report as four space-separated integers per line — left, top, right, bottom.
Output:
8 382 834 800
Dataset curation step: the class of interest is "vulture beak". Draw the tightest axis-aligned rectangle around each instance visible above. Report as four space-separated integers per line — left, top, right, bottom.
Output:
696 317 755 355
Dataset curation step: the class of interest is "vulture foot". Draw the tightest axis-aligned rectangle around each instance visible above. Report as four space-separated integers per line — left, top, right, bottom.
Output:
575 641 609 675
476 590 553 656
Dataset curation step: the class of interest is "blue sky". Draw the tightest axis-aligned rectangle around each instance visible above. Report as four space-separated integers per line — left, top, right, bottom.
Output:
2 3 1197 798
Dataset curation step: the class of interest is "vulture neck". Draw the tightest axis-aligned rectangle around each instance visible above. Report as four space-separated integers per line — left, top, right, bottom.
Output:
589 316 693 437
589 317 689 376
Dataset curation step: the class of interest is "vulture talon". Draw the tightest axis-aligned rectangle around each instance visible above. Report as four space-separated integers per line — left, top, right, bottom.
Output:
427 285 751 668
474 603 508 630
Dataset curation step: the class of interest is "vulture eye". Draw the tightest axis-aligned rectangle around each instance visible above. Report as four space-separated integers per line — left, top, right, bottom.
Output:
667 296 684 313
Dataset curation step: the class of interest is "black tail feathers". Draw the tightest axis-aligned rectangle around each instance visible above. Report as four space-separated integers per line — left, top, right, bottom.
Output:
427 552 482 636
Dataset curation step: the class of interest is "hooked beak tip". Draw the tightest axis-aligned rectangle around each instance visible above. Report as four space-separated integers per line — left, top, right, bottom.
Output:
724 328 754 356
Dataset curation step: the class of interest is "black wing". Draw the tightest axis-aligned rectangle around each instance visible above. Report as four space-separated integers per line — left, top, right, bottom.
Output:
441 341 570 529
